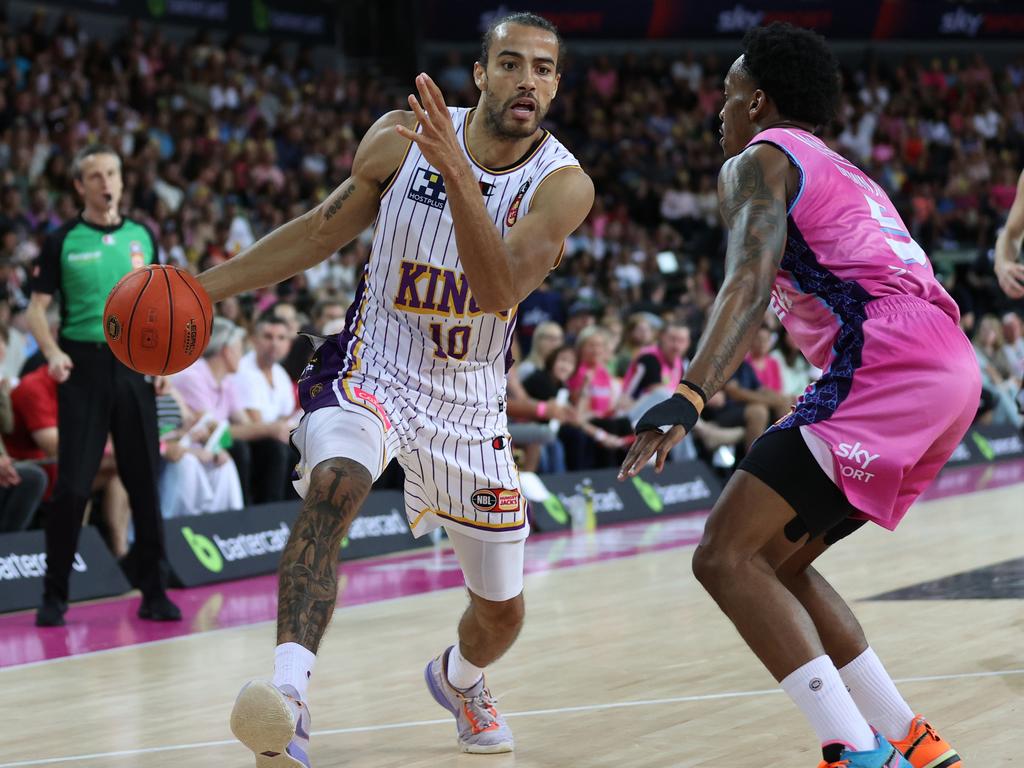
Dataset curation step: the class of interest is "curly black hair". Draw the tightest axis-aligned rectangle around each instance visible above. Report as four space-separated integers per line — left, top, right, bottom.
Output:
480 12 565 74
740 22 839 127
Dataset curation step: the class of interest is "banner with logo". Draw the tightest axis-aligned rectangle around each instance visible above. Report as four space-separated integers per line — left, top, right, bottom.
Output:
944 423 1024 468
34 0 335 43
527 460 722 532
421 1 1023 41
0 528 131 614
163 493 431 587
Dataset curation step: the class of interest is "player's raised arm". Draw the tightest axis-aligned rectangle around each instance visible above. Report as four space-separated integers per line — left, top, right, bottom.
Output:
620 143 789 477
995 168 1024 299
198 110 415 303
396 74 593 312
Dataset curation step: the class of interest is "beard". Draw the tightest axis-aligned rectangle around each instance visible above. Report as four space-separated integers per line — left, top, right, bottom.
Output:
481 91 546 140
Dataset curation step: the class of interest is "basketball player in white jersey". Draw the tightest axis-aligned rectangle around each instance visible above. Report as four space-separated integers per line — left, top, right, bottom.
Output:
995 168 1024 300
195 12 593 766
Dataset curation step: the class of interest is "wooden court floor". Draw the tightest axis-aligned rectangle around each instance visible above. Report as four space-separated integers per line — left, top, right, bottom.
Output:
1 481 1021 767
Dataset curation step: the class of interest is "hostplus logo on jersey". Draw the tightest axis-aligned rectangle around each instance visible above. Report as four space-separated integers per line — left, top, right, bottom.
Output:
835 441 880 482
408 167 447 210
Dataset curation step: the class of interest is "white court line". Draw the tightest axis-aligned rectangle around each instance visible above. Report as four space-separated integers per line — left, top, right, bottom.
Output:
1 667 1021 767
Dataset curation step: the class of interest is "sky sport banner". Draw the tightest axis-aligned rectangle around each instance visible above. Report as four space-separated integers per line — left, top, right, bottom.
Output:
0 528 130 614
528 460 722 532
420 1 1024 41
163 493 431 587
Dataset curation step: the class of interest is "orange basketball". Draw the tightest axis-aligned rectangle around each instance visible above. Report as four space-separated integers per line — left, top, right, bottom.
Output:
104 265 213 376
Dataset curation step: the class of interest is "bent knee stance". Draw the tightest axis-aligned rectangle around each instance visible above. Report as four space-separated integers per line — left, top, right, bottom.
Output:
306 458 372 514
692 542 775 592
472 593 526 636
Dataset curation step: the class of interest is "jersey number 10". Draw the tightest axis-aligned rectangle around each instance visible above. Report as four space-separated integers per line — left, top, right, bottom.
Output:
430 323 471 360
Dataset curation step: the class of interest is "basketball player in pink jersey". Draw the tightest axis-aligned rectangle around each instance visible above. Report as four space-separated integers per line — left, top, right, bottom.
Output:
195 13 593 766
621 24 974 768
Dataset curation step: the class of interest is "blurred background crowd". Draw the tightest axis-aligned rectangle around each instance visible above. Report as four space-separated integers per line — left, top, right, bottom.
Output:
0 9 1022 550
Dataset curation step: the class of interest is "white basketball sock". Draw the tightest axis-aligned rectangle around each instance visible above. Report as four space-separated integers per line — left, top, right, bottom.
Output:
273 642 316 702
839 647 915 742
781 655 876 753
446 644 484 690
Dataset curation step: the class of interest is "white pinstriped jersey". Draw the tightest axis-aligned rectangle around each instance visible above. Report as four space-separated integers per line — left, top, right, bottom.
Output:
336 107 580 429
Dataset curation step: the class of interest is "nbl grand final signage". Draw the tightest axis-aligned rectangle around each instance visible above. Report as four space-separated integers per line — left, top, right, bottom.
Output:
0 528 130 614
163 493 432 587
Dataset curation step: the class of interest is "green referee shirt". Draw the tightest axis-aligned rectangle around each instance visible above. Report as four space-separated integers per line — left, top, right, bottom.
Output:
30 215 157 343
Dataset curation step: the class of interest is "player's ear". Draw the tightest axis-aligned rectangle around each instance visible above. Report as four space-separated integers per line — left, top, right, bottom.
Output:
473 61 487 92
749 89 766 119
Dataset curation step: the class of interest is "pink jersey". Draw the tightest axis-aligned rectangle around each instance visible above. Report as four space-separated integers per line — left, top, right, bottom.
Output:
746 128 959 371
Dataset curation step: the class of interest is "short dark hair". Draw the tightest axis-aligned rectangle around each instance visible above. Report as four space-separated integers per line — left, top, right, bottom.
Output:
544 344 575 374
480 12 565 73
740 22 839 128
71 144 121 180
256 310 289 329
312 298 347 322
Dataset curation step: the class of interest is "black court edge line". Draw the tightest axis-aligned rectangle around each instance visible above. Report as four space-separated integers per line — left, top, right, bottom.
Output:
161 267 174 374
124 269 153 372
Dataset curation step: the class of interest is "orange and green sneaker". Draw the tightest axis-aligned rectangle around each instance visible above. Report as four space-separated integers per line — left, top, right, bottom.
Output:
890 716 961 768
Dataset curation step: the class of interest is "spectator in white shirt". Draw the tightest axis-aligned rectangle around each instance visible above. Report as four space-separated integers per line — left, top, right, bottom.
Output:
233 312 298 503
1001 311 1024 380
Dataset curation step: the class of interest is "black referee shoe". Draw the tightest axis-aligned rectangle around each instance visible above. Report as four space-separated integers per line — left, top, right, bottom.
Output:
35 596 68 627
138 593 182 622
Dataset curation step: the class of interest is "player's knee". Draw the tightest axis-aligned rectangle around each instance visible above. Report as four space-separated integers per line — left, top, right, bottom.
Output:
775 562 810 591
472 592 525 635
306 458 373 514
691 542 740 590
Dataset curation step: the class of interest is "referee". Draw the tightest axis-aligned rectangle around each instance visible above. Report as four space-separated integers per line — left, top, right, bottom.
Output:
26 144 180 626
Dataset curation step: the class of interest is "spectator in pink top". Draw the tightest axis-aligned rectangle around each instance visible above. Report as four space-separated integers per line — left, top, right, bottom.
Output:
746 326 783 393
568 326 619 418
587 56 618 100
172 316 246 422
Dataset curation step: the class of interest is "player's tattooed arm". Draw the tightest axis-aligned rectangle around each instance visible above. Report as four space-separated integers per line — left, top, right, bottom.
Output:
276 459 372 652
684 144 789 397
197 111 412 303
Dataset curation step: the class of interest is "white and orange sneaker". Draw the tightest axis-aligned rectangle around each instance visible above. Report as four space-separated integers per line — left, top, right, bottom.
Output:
230 680 312 767
890 716 961 768
424 646 514 754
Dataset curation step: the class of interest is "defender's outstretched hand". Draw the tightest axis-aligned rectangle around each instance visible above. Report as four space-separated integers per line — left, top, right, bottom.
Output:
618 393 700 479
395 74 465 178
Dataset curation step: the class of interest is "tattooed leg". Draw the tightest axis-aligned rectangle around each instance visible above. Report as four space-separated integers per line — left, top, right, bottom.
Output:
277 458 372 651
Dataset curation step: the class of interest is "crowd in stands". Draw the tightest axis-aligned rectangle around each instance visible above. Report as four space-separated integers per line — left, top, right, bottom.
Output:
0 11 1022 552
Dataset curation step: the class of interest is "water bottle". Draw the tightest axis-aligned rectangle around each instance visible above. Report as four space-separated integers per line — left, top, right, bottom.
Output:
582 478 596 531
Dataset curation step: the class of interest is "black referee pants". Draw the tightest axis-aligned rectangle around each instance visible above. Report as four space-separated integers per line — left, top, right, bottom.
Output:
44 338 166 602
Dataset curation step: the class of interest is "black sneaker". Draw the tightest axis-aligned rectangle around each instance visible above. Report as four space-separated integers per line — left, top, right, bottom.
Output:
35 596 68 627
138 593 182 621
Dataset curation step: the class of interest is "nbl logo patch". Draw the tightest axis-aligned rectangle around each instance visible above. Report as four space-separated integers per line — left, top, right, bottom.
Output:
472 488 521 512
408 167 447 210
